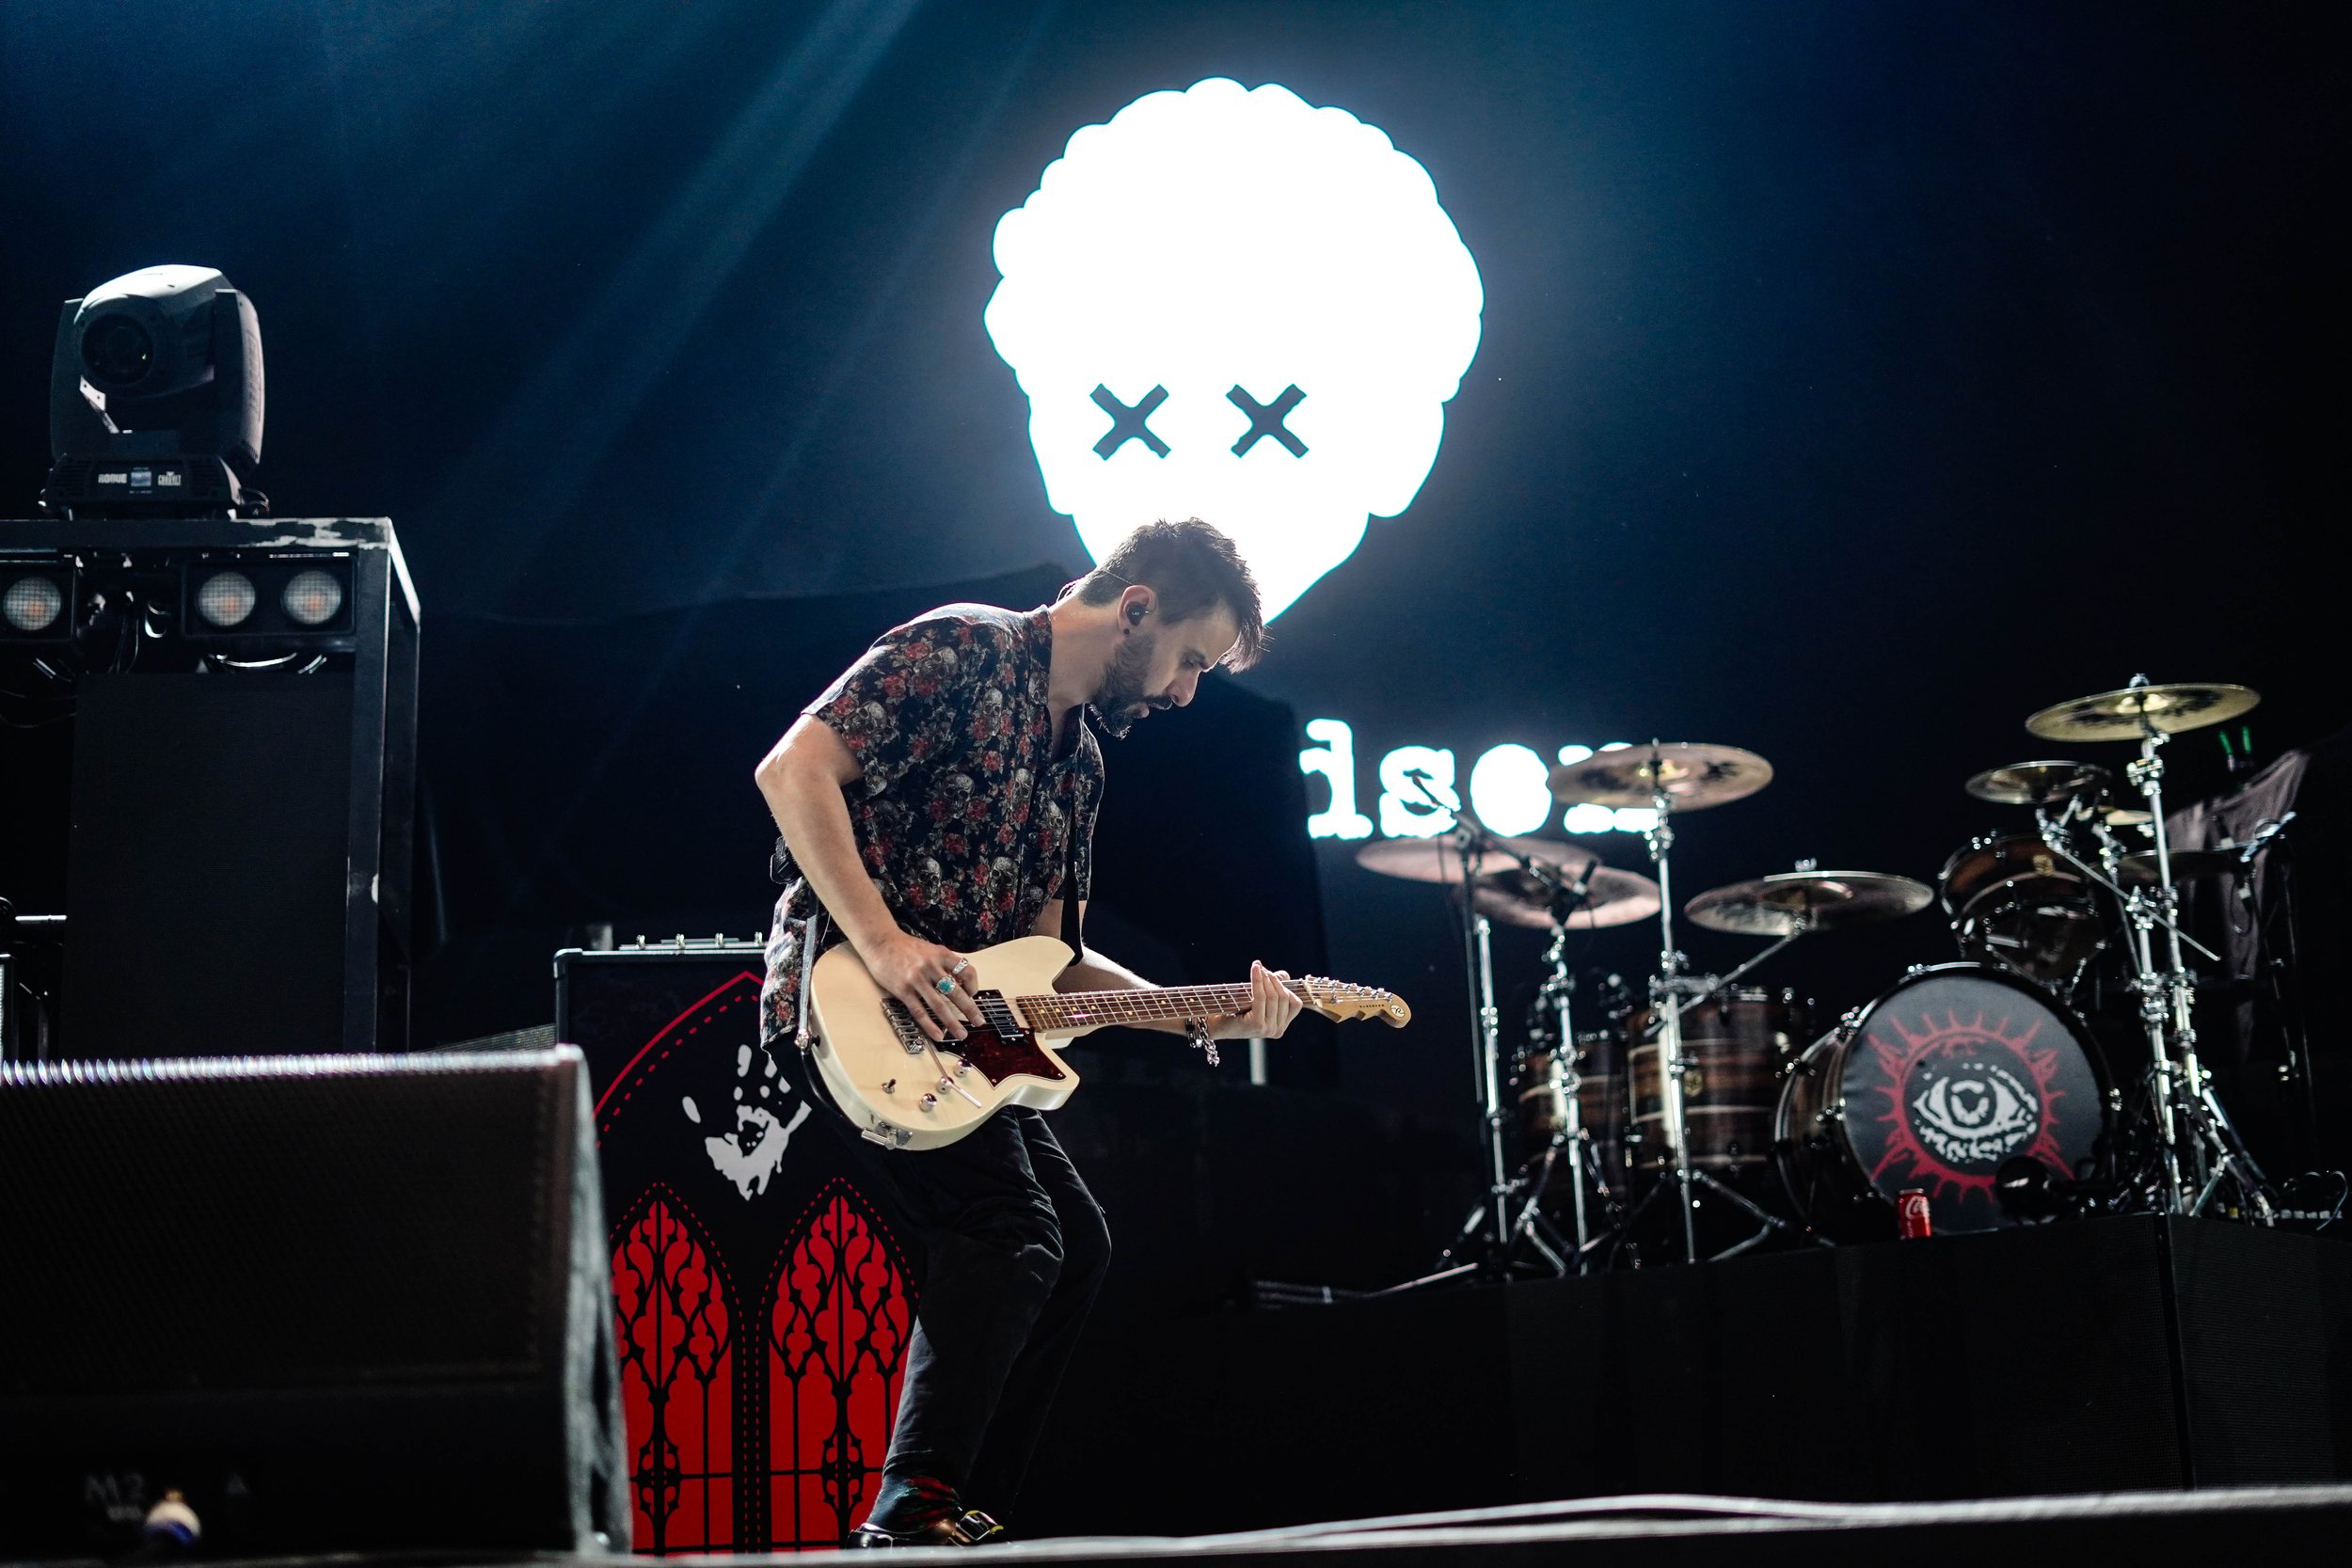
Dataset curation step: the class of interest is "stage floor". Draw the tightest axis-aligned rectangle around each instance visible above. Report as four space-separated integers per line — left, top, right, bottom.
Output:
1027 1216 2352 1535
119 1482 2352 1566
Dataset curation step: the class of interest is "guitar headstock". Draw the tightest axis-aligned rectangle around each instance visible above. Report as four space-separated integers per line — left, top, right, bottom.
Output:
1295 976 1412 1028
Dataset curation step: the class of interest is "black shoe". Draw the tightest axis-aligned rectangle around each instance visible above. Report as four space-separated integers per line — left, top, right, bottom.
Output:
848 1509 1003 1547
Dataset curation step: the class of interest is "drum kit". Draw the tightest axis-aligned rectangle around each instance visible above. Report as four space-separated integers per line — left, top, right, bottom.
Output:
1360 677 2283 1280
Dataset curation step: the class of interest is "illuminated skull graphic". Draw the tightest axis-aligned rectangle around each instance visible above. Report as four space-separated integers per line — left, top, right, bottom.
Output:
985 78 1485 620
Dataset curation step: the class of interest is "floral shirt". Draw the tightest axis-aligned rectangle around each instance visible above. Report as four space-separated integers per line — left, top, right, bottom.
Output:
759 603 1103 1051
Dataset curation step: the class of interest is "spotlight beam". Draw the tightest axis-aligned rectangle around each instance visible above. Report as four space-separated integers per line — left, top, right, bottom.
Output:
430 0 923 611
512 1 1064 878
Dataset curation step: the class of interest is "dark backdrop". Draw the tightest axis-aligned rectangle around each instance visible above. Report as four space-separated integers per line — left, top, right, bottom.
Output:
1 2 2341 1154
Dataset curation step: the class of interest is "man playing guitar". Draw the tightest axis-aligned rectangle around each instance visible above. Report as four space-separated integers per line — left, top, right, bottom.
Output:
755 518 1301 1546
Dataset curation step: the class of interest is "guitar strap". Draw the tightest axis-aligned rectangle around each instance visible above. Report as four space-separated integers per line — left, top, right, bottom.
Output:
1057 779 1086 963
1056 706 1093 962
793 902 826 1052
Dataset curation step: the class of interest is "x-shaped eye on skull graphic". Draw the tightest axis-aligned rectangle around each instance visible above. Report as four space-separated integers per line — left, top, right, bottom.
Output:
1228 384 1308 457
1090 383 1169 458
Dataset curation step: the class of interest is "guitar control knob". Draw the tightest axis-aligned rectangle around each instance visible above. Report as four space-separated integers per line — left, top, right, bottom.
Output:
920 1093 938 1110
937 1077 954 1094
952 1058 969 1076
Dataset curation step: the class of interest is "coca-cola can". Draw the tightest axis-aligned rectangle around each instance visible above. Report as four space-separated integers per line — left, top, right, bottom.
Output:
1896 1188 1933 1239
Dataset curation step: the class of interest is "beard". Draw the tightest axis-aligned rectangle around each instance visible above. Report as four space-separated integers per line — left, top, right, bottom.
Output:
1091 627 1170 739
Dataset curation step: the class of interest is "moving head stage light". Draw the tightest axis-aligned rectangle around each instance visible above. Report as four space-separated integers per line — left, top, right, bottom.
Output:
41 264 266 519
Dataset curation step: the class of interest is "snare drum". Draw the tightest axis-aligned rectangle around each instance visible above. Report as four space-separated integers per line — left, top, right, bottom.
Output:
1627 988 1809 1170
1937 833 2106 986
1776 962 2110 1238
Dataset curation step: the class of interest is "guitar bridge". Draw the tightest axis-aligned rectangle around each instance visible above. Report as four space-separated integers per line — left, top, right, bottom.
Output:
881 998 928 1055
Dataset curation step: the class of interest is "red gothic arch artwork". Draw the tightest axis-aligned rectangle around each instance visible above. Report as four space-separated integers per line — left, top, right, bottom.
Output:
765 1179 917 1550
612 1186 739 1553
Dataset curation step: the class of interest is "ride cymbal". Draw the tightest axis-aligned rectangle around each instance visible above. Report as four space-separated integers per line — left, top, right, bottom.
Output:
1470 865 1663 931
1355 833 1597 886
1685 870 1933 937
1546 743 1772 812
1965 760 2111 807
2026 683 2259 742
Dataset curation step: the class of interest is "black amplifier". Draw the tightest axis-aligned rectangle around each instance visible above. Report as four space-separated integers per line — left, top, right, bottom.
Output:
556 938 921 1554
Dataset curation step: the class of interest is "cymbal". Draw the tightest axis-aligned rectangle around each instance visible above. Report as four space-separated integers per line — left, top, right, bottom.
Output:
1546 743 1772 812
1966 760 2111 807
1470 865 1663 931
1686 870 1934 937
2119 847 2254 886
2096 805 2153 829
1354 833 1597 886
2026 683 2260 742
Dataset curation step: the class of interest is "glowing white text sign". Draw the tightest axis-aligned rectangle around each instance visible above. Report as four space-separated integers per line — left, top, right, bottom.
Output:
985 78 1485 620
1300 726 1659 842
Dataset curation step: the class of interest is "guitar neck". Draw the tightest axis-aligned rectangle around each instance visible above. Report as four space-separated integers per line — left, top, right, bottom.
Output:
1016 984 1258 1034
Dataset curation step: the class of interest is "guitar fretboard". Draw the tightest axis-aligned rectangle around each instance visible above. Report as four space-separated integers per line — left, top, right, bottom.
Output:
1015 984 1259 1033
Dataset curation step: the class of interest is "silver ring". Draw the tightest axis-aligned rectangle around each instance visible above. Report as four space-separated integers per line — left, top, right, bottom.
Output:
936 976 958 996
950 958 972 976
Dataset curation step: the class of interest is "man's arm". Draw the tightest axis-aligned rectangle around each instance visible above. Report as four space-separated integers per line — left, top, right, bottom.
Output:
1029 899 1300 1039
755 715 982 1043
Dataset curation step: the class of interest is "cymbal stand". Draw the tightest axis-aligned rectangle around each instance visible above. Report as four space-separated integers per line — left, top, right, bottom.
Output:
1536 921 1594 1257
2126 718 2273 1220
2032 720 2271 1220
1384 798 1575 1291
1622 768 1824 1260
1641 770 1702 1261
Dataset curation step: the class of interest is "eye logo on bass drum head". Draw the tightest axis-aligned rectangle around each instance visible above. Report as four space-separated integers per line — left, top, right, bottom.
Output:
1909 1059 2041 1168
1836 969 2106 1230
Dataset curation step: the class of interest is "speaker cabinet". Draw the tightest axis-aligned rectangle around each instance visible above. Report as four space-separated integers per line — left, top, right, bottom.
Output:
0 1047 627 1555
0 516 417 1058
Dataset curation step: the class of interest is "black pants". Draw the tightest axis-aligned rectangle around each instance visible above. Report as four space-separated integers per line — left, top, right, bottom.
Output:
790 1047 1111 1517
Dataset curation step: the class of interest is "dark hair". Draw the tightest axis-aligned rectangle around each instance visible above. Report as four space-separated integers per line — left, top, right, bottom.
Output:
1073 517 1268 670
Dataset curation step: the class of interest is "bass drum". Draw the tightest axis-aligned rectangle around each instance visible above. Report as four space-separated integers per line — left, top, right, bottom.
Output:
1777 963 2109 1239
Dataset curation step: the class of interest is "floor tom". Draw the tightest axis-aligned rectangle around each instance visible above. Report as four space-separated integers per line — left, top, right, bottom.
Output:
1627 988 1809 1170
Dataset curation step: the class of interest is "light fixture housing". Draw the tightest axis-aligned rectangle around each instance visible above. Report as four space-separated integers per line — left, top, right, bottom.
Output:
42 265 267 520
0 558 76 641
195 570 259 629
181 555 354 643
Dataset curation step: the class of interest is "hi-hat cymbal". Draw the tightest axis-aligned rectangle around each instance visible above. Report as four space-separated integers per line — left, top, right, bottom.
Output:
1355 833 1597 886
2097 805 2153 829
2026 683 2260 742
1966 760 2112 807
1470 865 1663 931
1546 743 1772 812
1685 870 1934 937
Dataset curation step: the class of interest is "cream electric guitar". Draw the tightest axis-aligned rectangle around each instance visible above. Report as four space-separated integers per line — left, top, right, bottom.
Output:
806 934 1411 1149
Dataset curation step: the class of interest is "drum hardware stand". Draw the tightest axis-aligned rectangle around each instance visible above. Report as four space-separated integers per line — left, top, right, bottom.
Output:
1531 865 1610 1259
1624 759 1828 1263
1382 787 1579 1291
2032 699 2272 1222
1641 762 1703 1261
